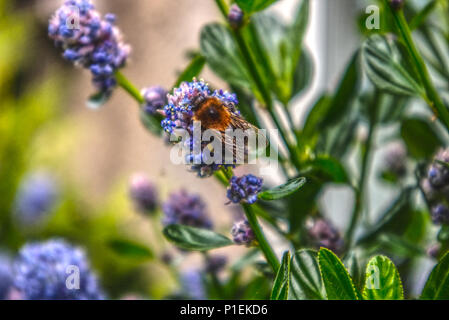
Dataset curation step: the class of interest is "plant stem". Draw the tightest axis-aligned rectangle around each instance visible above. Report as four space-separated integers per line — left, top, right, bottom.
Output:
232 29 302 171
345 91 380 246
115 71 144 104
387 3 449 133
242 203 280 272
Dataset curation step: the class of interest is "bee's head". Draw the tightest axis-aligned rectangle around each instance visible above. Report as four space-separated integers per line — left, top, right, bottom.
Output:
190 95 207 111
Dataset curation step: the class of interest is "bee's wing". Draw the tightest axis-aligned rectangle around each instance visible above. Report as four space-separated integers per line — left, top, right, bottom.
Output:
220 114 267 165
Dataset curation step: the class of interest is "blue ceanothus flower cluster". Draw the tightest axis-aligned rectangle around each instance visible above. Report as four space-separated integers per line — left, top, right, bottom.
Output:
162 189 213 229
14 172 58 227
227 174 263 204
0 255 13 300
48 0 130 96
13 239 104 300
307 218 344 254
161 79 239 177
422 149 449 224
231 220 255 246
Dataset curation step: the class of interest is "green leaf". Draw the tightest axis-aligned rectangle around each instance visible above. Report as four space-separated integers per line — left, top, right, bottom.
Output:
401 117 443 160
303 157 349 184
343 252 363 293
235 0 278 14
258 177 306 200
289 249 326 300
361 34 425 96
421 252 449 300
86 91 110 109
318 248 358 300
139 108 163 136
363 255 404 300
163 224 233 251
200 23 252 89
291 48 313 99
174 54 206 87
358 188 413 245
271 251 290 300
107 239 154 260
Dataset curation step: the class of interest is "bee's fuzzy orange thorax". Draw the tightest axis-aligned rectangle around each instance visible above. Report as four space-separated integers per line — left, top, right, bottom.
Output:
193 97 232 131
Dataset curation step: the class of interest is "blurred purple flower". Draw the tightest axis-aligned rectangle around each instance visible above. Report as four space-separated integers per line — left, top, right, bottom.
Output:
14 172 58 227
308 218 344 254
13 239 104 300
162 190 212 229
129 173 158 214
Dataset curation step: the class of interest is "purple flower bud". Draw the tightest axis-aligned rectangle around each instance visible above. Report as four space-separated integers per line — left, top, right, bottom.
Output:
228 4 244 29
162 190 213 229
231 220 255 246
129 174 158 214
383 141 407 177
205 255 227 273
427 243 441 259
427 149 449 189
14 172 58 228
227 174 263 204
308 219 344 254
389 0 404 10
431 204 449 225
142 86 168 115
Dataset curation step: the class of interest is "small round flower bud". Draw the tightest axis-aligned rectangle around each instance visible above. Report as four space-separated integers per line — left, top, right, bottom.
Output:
431 204 449 225
228 4 244 29
14 172 58 227
231 220 255 246
427 149 449 189
141 86 168 115
162 190 213 229
389 0 404 10
13 239 104 300
227 174 263 204
308 218 344 254
129 174 158 214
205 255 227 273
427 243 441 259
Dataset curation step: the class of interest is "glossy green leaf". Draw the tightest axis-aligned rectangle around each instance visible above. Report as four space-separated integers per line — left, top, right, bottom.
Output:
363 255 404 300
361 34 425 96
200 23 252 89
421 252 449 300
291 48 313 99
289 249 326 300
163 224 233 251
271 251 290 300
318 248 358 300
107 239 154 260
235 0 278 14
343 252 362 293
401 117 443 160
174 54 206 87
258 177 306 200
